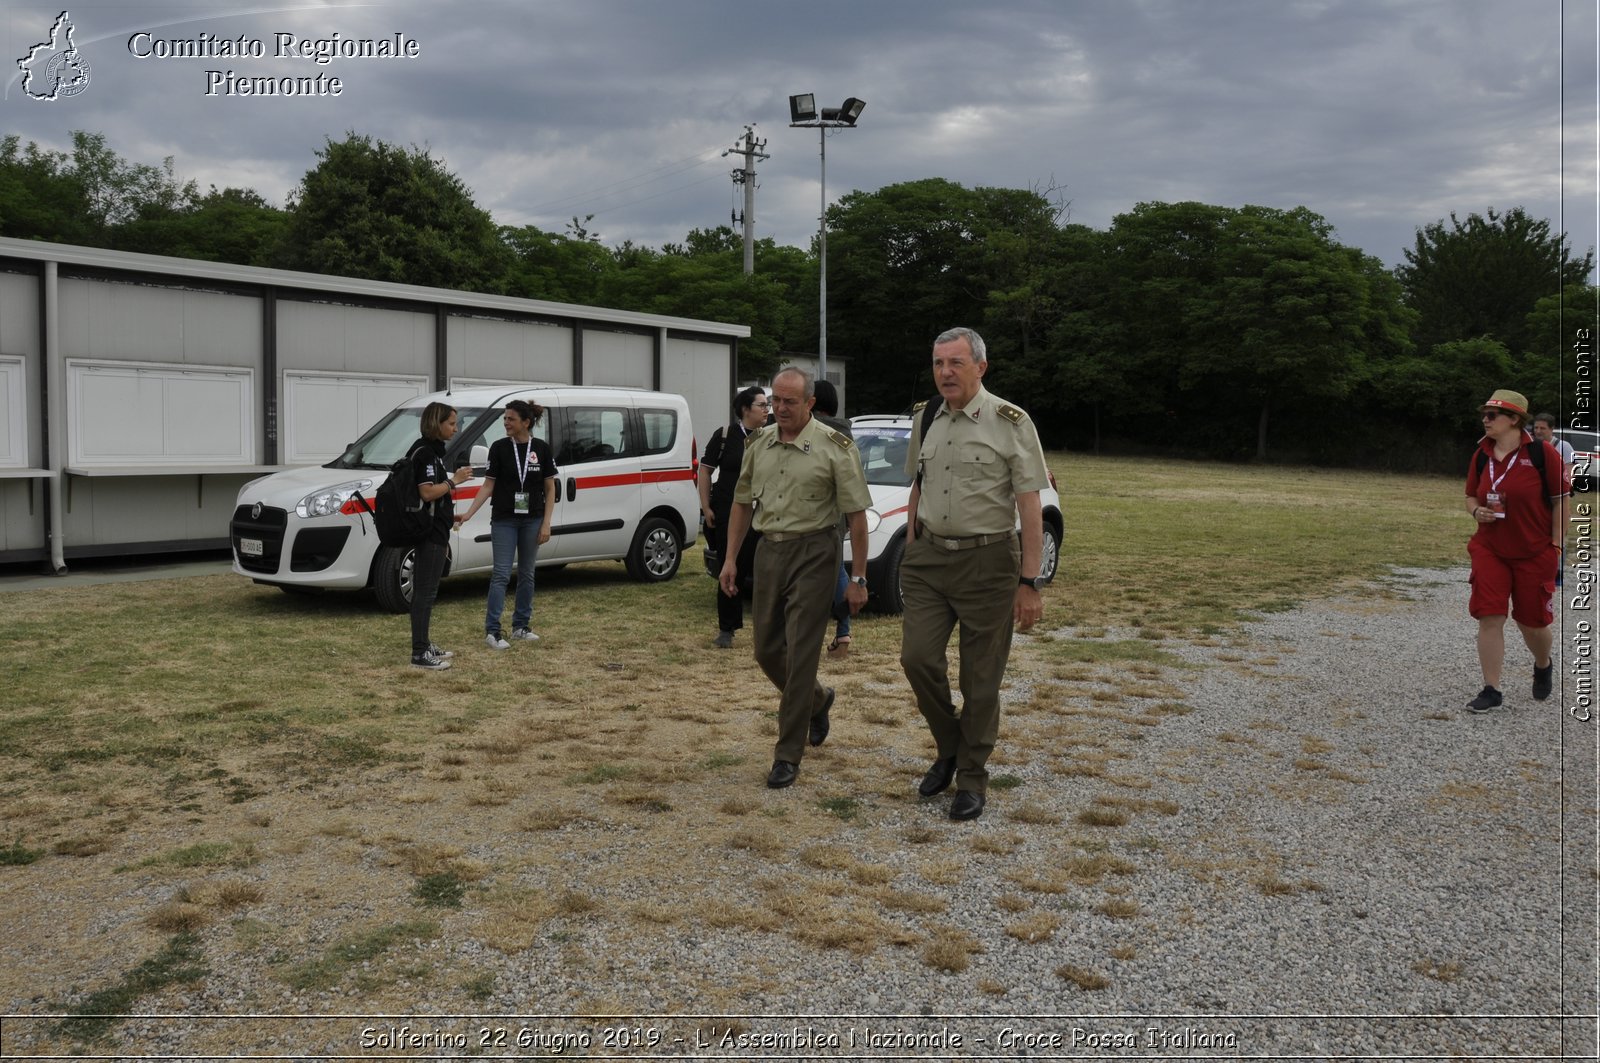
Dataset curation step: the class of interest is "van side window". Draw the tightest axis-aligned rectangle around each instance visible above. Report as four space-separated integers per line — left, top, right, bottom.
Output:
638 409 677 456
558 407 629 464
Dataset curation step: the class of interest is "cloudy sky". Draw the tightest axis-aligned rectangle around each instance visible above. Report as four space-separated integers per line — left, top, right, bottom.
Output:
3 0 1596 272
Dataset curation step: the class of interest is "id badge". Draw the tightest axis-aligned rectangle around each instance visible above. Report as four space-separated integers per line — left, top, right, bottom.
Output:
1486 492 1505 519
513 491 531 515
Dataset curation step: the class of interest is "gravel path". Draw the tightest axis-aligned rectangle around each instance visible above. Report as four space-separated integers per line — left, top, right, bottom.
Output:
5 565 1596 1060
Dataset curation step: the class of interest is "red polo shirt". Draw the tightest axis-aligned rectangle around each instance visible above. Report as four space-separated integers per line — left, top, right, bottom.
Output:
1464 432 1565 559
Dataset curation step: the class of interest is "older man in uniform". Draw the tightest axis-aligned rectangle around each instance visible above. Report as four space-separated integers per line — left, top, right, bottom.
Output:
720 367 873 789
901 327 1051 820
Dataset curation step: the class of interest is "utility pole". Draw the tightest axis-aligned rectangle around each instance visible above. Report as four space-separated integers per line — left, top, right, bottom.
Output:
723 125 768 276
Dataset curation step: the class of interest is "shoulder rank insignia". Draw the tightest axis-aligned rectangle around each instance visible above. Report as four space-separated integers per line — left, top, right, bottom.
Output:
829 429 854 448
998 404 1024 424
911 400 929 413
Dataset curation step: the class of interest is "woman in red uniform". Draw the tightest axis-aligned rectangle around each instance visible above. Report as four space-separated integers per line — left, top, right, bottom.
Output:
1464 389 1568 712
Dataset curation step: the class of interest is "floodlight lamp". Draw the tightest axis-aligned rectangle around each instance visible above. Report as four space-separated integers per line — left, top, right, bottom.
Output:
789 93 817 123
839 97 866 125
821 107 841 121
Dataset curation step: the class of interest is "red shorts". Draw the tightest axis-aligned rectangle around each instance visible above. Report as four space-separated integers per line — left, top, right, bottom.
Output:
1468 539 1558 627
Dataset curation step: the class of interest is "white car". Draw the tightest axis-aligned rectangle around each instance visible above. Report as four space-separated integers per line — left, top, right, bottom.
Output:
846 413 1063 613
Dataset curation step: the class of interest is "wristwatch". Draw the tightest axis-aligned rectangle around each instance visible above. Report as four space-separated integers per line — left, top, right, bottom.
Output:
849 576 868 588
1019 575 1045 591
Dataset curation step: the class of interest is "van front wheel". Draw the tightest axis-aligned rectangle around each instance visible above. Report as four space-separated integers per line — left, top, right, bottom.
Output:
625 517 682 582
373 544 416 612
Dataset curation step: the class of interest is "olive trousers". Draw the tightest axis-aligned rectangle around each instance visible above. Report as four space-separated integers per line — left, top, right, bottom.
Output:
899 534 1020 796
751 529 839 765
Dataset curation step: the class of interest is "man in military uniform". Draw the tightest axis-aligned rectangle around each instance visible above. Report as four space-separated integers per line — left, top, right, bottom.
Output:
720 367 873 789
901 327 1051 820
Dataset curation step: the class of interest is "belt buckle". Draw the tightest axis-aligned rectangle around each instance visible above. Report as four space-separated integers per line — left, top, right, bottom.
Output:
941 536 960 551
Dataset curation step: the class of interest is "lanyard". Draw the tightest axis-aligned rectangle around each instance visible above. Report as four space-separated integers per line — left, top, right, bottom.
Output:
1486 447 1520 495
514 439 536 489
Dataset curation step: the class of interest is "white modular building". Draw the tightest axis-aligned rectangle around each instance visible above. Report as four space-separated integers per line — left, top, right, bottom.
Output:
0 237 749 571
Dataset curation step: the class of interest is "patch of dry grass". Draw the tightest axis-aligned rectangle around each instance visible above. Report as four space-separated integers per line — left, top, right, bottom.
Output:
1004 912 1063 942
1056 964 1111 990
1094 896 1140 920
921 927 984 972
1413 958 1465 982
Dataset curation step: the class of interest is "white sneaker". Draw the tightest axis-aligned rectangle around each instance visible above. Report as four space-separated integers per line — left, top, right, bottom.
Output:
484 632 511 651
511 628 540 642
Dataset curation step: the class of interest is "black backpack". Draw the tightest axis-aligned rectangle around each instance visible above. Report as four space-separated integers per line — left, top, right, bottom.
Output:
356 445 435 546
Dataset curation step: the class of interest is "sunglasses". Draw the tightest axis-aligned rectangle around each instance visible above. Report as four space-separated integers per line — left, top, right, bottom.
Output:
1481 409 1510 420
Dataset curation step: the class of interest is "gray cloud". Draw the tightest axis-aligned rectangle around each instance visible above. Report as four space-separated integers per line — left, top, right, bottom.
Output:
3 0 1593 268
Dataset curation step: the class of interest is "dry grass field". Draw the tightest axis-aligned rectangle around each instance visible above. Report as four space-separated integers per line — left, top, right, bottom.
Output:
0 453 1532 1053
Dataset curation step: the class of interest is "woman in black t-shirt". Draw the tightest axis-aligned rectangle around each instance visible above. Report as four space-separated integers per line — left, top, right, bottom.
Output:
410 402 472 670
456 400 559 649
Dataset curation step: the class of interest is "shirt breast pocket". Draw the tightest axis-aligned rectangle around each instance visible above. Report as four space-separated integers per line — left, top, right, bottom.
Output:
958 445 1000 481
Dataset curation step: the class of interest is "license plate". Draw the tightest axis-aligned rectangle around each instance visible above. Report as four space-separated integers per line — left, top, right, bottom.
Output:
240 538 263 557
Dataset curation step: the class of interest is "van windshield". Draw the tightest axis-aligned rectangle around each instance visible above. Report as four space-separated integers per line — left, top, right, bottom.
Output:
327 407 491 470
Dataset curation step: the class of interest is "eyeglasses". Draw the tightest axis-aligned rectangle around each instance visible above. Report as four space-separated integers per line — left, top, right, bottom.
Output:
751 401 769 409
1481 409 1509 420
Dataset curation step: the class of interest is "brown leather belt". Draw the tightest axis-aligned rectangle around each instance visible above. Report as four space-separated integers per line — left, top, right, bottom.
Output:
761 527 835 543
918 523 1016 551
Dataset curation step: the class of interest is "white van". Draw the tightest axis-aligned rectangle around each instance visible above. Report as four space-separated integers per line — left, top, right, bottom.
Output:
230 385 699 610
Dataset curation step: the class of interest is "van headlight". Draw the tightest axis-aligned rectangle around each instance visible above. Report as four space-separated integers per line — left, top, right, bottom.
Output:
297 480 374 518
863 508 882 534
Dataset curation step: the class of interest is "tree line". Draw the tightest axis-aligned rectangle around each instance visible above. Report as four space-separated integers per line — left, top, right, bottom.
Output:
3 130 1592 470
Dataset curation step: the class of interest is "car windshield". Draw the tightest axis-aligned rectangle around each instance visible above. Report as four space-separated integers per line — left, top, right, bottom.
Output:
326 406 491 470
853 425 914 487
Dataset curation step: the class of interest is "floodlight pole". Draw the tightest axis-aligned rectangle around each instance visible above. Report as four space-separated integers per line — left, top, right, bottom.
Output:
818 125 828 381
789 95 863 386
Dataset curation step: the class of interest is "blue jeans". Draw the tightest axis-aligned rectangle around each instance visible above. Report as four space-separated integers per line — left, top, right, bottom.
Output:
486 515 542 635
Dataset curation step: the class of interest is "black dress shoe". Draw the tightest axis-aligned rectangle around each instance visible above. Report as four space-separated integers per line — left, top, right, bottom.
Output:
766 760 798 789
918 756 957 797
809 686 835 747
949 789 985 820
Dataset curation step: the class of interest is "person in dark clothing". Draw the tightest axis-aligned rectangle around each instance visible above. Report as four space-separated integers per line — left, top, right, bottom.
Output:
698 386 769 647
812 379 855 658
409 401 472 670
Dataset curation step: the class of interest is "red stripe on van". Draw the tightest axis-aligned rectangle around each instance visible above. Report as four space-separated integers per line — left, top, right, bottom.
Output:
573 468 696 490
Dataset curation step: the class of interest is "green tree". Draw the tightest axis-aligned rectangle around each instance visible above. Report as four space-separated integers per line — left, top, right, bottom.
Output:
1184 206 1384 459
595 235 800 371
825 178 1044 412
278 133 508 291
1374 336 1512 428
1519 282 1600 413
1079 201 1414 460
501 223 614 305
1397 206 1594 356
0 131 198 247
115 186 289 266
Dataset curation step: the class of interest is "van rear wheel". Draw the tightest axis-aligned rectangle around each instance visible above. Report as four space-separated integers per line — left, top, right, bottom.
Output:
625 517 682 582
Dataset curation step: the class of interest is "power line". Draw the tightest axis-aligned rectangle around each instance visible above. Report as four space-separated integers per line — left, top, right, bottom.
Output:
520 145 726 216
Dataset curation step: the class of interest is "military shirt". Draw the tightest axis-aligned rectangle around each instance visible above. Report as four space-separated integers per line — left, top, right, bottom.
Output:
734 415 873 534
905 385 1050 537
